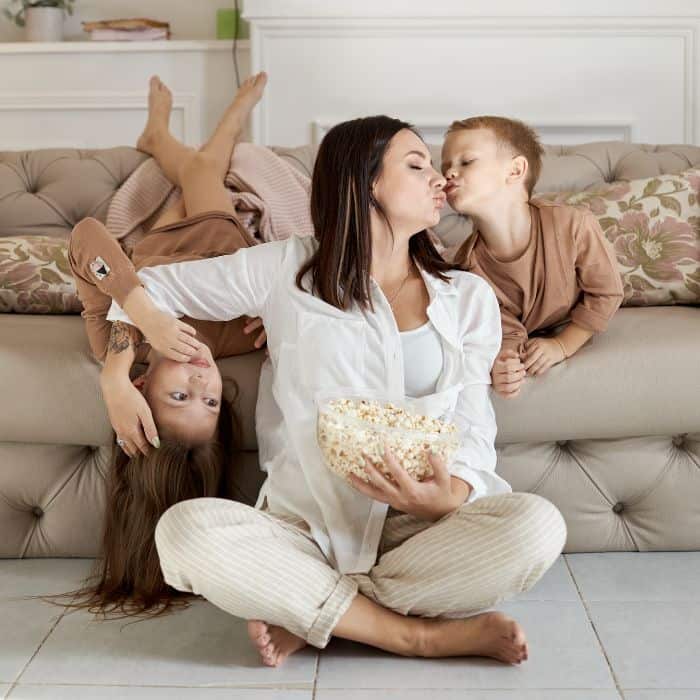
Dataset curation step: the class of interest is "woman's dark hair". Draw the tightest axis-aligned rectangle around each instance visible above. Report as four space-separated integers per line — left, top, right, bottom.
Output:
35 379 242 621
296 115 458 311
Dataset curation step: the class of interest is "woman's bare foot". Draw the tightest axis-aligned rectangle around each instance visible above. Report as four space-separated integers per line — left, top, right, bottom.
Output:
247 619 308 668
136 76 173 154
418 611 529 664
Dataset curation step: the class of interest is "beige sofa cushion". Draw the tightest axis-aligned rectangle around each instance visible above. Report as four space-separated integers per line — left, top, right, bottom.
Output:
492 305 700 443
1 305 695 454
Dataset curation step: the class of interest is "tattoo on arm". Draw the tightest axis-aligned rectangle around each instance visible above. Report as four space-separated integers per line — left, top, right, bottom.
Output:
108 321 141 355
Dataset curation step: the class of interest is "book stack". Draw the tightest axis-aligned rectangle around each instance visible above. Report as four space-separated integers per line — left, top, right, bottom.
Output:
82 18 170 41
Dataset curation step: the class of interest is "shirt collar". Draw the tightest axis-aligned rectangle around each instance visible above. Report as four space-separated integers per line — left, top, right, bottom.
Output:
416 263 459 300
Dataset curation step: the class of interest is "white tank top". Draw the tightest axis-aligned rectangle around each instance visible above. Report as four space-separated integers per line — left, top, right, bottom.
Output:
399 320 444 398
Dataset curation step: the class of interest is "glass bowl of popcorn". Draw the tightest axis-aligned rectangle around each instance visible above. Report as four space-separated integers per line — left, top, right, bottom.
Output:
316 394 462 484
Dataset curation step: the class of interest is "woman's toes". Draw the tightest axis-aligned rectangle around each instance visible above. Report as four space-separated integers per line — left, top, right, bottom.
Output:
247 620 271 647
261 643 278 666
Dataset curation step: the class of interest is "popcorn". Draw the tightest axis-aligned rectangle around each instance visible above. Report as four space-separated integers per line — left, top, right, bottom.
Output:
317 397 461 484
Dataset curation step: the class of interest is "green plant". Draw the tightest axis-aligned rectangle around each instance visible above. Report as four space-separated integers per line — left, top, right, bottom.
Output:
3 0 75 27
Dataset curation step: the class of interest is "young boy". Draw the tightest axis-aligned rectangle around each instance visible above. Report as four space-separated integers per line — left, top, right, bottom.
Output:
441 116 623 399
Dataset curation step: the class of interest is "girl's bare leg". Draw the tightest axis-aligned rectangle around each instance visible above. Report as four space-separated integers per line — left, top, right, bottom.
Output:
136 72 267 224
247 591 528 668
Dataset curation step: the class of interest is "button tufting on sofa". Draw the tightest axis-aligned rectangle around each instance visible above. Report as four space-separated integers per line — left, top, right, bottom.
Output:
612 502 625 514
672 434 686 448
32 506 44 518
556 440 569 448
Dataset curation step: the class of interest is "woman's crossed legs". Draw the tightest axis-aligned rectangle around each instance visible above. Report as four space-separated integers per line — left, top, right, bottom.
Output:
154 492 566 667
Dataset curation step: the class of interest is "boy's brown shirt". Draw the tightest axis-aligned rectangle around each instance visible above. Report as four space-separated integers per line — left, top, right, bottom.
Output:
451 199 624 355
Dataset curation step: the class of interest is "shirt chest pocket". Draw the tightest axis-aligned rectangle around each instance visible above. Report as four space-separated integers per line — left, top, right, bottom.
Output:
297 311 367 392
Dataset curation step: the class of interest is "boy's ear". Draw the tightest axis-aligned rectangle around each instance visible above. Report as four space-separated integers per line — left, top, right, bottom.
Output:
506 155 528 185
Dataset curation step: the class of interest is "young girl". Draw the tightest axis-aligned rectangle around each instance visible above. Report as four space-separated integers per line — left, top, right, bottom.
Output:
61 73 269 617
106 113 567 666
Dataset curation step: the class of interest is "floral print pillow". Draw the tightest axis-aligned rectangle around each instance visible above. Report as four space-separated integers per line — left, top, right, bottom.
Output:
0 236 82 313
537 169 700 306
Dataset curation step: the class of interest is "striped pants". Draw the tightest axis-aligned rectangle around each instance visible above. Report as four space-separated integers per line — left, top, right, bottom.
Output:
154 492 567 649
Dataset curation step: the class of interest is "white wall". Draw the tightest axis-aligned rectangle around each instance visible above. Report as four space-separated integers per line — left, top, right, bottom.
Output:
246 0 700 147
0 0 236 41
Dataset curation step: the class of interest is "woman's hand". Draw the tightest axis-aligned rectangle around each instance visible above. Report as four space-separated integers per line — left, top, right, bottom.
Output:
491 349 526 399
139 308 202 362
100 373 159 458
347 448 466 522
523 337 566 377
242 316 268 349
122 286 201 362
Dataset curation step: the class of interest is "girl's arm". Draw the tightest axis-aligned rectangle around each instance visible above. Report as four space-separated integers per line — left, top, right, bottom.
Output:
99 321 159 457
100 321 143 381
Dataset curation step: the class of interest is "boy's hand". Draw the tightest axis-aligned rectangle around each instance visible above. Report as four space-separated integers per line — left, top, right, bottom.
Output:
491 349 526 399
242 315 268 349
523 337 566 377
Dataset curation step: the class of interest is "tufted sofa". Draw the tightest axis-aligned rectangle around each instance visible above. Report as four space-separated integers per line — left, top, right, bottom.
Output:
1 142 699 558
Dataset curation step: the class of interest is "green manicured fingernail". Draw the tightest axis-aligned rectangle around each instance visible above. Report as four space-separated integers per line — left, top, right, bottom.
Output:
151 437 160 448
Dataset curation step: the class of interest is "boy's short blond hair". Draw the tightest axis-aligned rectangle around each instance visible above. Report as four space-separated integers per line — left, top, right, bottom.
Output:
447 116 544 197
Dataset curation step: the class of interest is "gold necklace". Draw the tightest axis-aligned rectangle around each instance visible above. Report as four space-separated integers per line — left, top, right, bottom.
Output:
385 265 413 306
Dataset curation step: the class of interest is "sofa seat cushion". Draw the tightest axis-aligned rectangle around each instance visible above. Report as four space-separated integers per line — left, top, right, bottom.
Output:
493 306 700 443
0 314 266 450
2 307 698 453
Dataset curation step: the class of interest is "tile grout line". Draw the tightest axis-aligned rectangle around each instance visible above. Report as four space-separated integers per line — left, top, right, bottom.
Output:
5 604 71 699
312 648 320 699
563 554 625 700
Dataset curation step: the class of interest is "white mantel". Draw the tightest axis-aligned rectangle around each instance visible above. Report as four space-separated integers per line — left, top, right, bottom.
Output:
0 40 250 150
243 0 700 147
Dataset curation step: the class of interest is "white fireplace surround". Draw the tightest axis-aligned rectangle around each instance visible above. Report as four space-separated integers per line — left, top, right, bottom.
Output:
244 0 700 148
1 1 699 150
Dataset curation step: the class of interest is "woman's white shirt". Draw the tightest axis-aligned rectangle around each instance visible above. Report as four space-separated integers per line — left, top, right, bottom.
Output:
107 235 512 574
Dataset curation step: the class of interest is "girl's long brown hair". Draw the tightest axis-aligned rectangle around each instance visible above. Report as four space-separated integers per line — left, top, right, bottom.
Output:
296 115 458 311
36 379 241 621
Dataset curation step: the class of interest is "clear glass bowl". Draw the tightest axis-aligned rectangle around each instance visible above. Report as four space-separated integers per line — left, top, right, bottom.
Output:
316 394 462 484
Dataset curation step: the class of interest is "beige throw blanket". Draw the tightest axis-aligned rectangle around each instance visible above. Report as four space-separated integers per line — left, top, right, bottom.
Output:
106 143 315 251
106 141 446 256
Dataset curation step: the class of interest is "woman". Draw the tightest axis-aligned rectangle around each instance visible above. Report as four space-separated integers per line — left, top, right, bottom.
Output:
107 114 568 664
58 73 269 617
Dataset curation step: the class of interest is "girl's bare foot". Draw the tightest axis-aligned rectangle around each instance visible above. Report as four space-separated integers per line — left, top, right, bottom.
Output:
247 619 308 668
418 611 529 664
137 76 173 154
222 71 268 134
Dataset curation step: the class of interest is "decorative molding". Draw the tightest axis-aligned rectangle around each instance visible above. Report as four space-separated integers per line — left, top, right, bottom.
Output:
251 21 696 145
0 92 199 147
312 119 636 146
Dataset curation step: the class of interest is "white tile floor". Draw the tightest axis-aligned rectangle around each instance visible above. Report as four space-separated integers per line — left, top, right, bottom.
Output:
1 553 699 699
